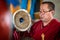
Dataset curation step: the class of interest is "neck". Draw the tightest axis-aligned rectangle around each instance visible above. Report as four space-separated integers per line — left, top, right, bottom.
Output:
43 17 53 26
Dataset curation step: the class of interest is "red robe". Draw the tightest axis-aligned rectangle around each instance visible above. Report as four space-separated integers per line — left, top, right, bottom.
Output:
29 19 60 40
13 28 29 40
0 0 12 40
13 19 60 40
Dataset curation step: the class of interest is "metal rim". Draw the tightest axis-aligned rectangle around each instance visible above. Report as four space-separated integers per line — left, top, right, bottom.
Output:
13 9 31 31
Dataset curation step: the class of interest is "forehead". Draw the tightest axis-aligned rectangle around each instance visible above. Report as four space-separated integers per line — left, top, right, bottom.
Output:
40 4 49 10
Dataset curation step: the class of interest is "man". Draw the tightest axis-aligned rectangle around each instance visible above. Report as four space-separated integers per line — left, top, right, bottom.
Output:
13 1 60 40
29 1 60 40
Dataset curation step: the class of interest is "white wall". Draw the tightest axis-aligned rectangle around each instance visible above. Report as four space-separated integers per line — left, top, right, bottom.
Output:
43 0 60 21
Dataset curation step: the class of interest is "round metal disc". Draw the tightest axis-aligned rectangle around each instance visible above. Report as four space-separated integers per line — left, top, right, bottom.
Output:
13 9 31 31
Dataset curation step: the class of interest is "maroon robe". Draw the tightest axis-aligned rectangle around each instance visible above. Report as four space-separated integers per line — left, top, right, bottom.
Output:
13 19 60 40
13 28 29 40
0 0 12 40
29 19 60 40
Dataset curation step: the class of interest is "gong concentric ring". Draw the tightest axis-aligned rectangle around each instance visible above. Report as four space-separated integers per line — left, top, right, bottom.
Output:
13 9 31 31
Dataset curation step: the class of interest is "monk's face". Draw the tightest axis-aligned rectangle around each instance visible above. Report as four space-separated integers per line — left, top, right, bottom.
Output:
39 4 54 22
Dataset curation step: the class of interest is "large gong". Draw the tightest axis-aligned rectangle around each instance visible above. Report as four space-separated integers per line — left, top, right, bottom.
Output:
13 9 31 31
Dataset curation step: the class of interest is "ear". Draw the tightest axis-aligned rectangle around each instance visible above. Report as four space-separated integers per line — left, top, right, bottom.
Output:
51 10 55 15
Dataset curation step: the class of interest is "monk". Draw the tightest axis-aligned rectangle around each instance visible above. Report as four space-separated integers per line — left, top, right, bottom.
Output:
29 1 60 40
13 1 60 40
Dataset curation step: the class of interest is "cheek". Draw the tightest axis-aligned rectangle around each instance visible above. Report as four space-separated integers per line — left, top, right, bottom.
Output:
44 13 50 19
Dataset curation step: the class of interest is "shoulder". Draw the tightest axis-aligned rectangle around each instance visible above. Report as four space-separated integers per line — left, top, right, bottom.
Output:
33 20 42 25
30 20 42 30
32 20 42 26
54 19 60 24
53 19 60 27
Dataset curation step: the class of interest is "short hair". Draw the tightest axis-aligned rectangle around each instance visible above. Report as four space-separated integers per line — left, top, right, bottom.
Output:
41 1 55 11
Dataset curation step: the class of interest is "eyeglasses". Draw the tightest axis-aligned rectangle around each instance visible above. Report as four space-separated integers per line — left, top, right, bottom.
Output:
40 10 51 13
